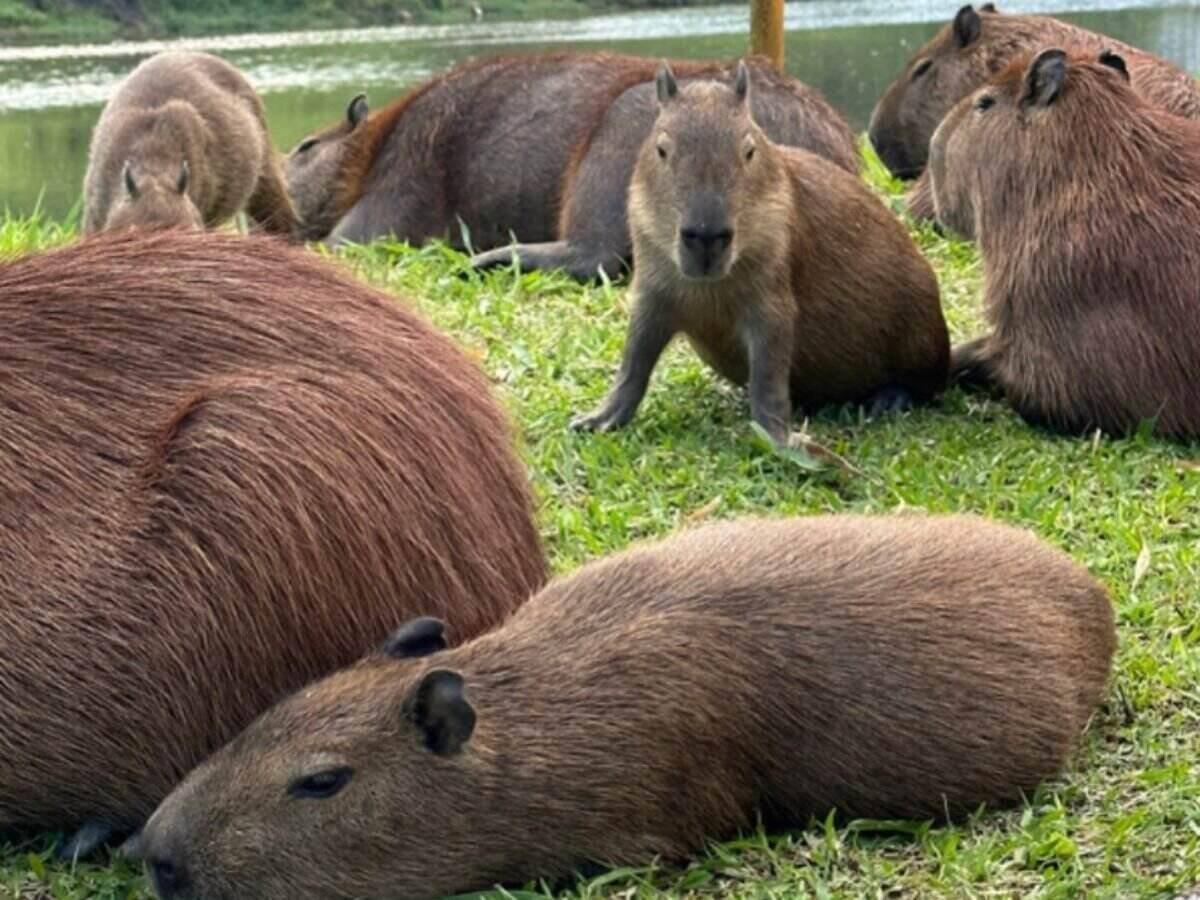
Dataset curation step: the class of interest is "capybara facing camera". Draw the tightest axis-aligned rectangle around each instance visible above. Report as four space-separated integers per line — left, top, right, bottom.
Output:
0 231 546 854
135 513 1116 900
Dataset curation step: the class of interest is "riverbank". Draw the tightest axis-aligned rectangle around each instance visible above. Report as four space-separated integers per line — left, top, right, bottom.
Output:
0 0 715 45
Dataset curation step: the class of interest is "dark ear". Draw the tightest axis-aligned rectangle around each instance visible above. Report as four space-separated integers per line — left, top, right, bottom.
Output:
1023 48 1068 108
1099 49 1130 81
655 62 678 105
123 161 139 200
380 616 447 659
176 160 189 195
953 5 982 47
734 60 750 105
404 669 476 756
347 93 368 128
980 2 997 12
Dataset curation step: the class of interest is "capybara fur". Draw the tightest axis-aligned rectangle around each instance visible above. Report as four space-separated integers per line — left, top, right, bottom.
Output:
868 4 1200 230
83 51 299 235
285 52 856 280
0 231 545 850
135 513 1115 900
572 63 948 446
929 48 1200 438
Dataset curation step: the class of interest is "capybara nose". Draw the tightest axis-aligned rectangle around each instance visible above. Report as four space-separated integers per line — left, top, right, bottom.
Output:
680 224 733 257
149 855 189 897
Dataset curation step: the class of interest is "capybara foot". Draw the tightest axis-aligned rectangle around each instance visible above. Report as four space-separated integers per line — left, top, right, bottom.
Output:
571 406 630 433
469 246 515 271
58 820 121 861
865 385 914 418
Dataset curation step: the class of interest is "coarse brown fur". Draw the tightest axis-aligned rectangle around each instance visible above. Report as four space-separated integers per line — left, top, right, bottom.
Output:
135 513 1116 900
573 63 947 445
83 51 299 235
929 49 1200 438
867 5 1200 230
286 52 856 280
0 231 545 843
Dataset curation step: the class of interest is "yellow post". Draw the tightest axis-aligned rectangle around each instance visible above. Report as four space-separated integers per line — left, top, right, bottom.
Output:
749 0 785 70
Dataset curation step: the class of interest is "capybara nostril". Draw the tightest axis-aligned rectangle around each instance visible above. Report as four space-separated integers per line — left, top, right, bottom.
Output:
680 225 733 255
150 856 188 896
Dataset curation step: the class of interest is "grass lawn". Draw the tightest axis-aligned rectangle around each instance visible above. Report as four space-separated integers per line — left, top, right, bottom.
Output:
2 145 1198 899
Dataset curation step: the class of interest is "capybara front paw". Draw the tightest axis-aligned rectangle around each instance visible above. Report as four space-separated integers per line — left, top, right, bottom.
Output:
571 409 622 432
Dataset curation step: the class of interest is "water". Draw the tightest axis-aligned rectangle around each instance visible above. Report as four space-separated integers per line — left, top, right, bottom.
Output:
1 1 1196 220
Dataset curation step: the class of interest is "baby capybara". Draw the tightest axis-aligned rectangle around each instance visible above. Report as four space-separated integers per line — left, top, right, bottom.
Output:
868 4 1200 228
83 51 299 234
573 62 948 446
0 231 545 855
286 52 856 279
134 513 1115 900
930 48 1200 438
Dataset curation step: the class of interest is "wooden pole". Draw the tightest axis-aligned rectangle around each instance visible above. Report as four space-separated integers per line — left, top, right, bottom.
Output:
749 0 785 70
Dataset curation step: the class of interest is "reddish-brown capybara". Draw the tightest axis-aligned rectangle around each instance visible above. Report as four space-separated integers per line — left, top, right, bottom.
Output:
0 230 545 857
132 513 1116 900
929 48 1200 438
83 51 299 235
285 52 856 280
572 62 947 446
868 4 1200 229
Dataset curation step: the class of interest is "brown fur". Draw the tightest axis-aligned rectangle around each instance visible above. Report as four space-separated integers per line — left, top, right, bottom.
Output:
929 49 1200 438
573 64 948 445
286 52 856 280
867 5 1200 230
135 513 1116 900
0 231 545 840
83 51 299 235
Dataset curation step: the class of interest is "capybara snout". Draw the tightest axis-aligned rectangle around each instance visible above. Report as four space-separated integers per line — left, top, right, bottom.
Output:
678 211 734 279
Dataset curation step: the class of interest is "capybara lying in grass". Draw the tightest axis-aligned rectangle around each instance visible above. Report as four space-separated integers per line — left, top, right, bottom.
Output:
573 63 948 446
0 230 545 856
285 52 855 280
868 4 1200 230
133 513 1115 900
930 48 1200 438
83 51 299 235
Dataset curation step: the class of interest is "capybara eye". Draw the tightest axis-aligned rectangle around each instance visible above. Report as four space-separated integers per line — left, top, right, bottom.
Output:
656 142 668 161
287 766 354 800
295 138 319 154
975 95 996 112
744 141 756 162
911 59 933 79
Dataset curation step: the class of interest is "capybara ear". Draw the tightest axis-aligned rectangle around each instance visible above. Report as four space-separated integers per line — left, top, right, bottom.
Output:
380 617 448 659
122 161 139 200
1023 48 1068 108
734 60 750 105
953 5 983 47
1099 49 1130 81
980 2 997 12
346 93 369 128
176 160 190 195
404 669 476 756
656 62 678 105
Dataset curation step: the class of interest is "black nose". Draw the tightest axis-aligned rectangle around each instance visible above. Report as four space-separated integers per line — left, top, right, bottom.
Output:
150 855 189 896
680 225 733 257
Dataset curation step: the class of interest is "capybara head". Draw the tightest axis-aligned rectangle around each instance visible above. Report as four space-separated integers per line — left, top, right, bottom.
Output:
105 158 203 231
285 93 369 239
132 621 472 900
929 47 1132 238
868 3 1000 178
632 61 785 281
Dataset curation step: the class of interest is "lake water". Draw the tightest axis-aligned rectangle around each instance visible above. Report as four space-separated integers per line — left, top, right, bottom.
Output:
1 1 1197 220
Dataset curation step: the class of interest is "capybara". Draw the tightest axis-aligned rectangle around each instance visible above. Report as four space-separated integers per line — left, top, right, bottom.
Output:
0 231 545 855
133 513 1116 900
929 48 1200 438
83 51 299 235
572 62 948 446
868 4 1200 229
285 52 856 280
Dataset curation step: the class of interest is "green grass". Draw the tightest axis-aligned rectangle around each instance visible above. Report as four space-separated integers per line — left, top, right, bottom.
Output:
3 145 1200 899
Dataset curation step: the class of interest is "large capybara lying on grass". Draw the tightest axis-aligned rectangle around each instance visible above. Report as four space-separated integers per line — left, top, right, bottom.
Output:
133 513 1115 900
83 51 299 235
930 48 1200 438
868 4 1200 229
285 52 856 280
574 63 947 446
0 231 545 855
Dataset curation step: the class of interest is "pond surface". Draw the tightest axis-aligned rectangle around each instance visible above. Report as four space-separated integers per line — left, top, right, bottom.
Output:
1 1 1197 220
